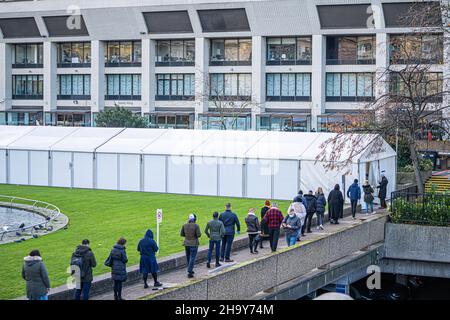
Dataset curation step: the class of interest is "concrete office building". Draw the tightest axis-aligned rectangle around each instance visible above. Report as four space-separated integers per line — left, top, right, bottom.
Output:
0 0 447 133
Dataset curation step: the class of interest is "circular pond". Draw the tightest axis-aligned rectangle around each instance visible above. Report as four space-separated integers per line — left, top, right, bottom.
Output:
0 206 46 231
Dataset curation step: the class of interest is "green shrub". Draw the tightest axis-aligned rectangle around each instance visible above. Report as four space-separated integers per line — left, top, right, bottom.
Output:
391 190 450 226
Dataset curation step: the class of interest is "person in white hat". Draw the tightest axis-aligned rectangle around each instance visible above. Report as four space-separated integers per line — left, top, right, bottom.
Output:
180 213 201 278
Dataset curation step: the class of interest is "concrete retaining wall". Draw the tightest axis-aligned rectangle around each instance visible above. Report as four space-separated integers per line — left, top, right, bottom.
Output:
146 214 388 300
384 223 450 263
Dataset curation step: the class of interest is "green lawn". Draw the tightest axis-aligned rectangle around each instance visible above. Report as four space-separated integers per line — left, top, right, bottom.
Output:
0 185 290 300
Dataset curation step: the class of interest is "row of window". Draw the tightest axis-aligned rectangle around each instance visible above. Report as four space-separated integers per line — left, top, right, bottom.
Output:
11 34 443 69
11 72 444 101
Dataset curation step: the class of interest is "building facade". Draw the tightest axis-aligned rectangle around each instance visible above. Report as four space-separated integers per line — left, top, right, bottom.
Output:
0 0 447 133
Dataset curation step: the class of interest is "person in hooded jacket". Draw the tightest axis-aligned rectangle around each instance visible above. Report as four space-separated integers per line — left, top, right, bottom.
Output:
137 229 162 289
288 199 306 241
22 250 50 300
245 208 261 254
377 173 389 209
71 239 97 300
328 184 344 224
282 209 302 247
105 237 128 300
302 191 317 235
315 187 327 230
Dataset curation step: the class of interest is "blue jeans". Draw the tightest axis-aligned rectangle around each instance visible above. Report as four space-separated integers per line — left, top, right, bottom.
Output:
185 246 198 274
285 233 297 247
207 240 221 264
316 211 324 226
365 201 374 213
74 281 92 300
30 295 48 300
221 234 235 260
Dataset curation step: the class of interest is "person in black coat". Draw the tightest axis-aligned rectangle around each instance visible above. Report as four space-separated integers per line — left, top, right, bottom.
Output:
328 184 344 224
377 174 389 209
137 229 162 289
259 200 271 249
105 238 128 300
302 191 317 235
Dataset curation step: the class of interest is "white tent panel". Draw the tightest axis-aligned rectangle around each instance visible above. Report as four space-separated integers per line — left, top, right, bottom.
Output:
167 155 190 194
51 127 124 152
193 157 217 196
97 153 117 190
193 131 267 158
246 159 272 199
7 127 78 151
29 151 48 186
9 150 28 185
0 126 35 148
119 154 141 191
73 153 93 189
300 160 345 199
273 160 298 200
0 150 6 183
218 158 243 197
245 132 317 160
52 152 72 187
97 128 167 154
144 155 166 193
143 129 214 156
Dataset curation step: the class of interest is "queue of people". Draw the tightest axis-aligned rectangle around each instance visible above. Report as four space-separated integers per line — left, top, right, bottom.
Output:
21 175 388 301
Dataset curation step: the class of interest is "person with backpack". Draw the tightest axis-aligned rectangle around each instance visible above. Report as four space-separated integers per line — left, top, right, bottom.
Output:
347 179 362 219
315 187 327 230
362 180 375 214
70 239 97 300
22 250 50 300
245 208 261 254
282 208 302 247
302 191 317 235
205 212 225 268
180 213 201 278
105 237 128 300
219 203 240 262
137 229 162 289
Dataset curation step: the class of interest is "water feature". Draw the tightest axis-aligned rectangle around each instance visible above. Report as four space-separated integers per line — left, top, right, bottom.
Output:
0 206 46 232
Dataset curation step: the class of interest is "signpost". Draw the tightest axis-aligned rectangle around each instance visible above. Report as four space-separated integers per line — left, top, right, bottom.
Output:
156 209 162 256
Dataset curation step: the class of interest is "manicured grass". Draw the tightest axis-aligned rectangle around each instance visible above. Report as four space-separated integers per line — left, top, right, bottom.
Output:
0 185 290 300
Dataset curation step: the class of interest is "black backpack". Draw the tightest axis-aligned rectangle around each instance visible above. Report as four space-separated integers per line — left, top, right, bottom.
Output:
70 254 86 278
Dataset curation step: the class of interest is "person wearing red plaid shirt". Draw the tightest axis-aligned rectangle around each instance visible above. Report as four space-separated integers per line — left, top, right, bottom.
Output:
262 202 284 252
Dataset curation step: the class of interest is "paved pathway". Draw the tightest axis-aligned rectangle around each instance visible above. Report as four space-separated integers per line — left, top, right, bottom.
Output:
92 210 384 300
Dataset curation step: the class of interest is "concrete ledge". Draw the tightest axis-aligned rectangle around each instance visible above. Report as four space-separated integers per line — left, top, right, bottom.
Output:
384 223 450 263
146 214 388 300
379 258 450 279
149 279 208 300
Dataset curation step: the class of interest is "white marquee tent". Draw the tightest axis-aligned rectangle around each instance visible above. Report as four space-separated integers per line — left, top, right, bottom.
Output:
0 126 397 201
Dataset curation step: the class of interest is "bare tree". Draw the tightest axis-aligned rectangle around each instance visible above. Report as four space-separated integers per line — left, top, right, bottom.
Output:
196 71 260 130
317 1 450 194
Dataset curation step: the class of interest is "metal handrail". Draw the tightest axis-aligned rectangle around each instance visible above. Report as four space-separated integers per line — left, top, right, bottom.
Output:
0 195 61 241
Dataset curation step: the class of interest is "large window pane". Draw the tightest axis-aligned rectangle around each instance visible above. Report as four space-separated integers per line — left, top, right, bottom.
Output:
338 37 357 62
211 40 225 61
224 39 239 61
281 38 296 61
15 45 27 64
157 41 170 62
120 42 132 63
357 36 375 61
185 40 195 62
71 43 84 64
83 43 91 63
133 75 141 96
72 75 84 95
108 42 120 63
239 74 252 96
239 39 252 61
297 37 312 61
267 38 281 61
133 42 142 63
84 75 91 95
170 40 184 62
120 75 132 95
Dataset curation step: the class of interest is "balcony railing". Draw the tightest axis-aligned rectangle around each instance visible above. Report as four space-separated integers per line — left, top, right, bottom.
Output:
326 59 375 65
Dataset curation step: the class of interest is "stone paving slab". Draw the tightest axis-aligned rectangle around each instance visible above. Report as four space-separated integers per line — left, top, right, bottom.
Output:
92 211 384 300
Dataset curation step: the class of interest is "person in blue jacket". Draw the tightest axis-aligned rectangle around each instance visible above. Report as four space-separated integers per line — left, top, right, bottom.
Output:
347 179 362 219
219 203 241 262
137 229 162 289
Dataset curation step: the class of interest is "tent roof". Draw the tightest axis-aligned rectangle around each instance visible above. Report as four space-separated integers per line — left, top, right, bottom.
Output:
5 126 79 151
96 128 167 154
51 127 125 152
0 125 36 148
0 126 396 162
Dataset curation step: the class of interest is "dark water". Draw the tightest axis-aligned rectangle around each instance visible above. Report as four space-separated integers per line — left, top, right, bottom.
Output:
0 206 46 231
